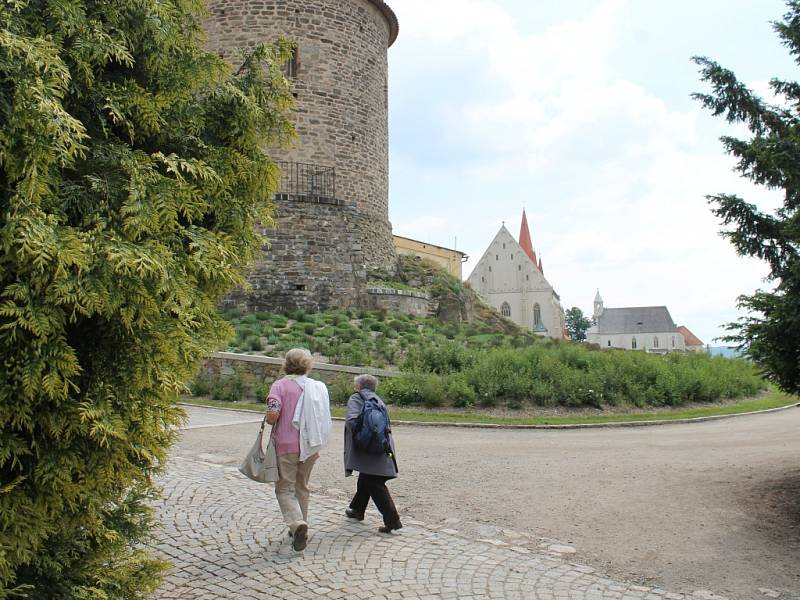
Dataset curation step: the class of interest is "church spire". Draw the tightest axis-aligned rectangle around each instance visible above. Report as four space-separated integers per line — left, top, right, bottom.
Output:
538 255 543 274
518 209 537 265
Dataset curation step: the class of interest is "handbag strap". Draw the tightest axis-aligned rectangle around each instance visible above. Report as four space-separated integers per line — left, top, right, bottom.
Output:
260 414 277 442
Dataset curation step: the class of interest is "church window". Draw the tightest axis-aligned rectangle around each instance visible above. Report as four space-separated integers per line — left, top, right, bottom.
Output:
496 254 499 260
511 254 513 260
503 243 506 249
607 340 611 347
671 336 675 347
488 266 492 272
518 265 521 271
631 337 637 349
501 302 511 318
653 336 659 348
533 303 541 326
526 274 529 280
481 276 485 283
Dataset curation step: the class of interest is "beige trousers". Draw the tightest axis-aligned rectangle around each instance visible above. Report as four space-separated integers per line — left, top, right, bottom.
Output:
275 453 318 532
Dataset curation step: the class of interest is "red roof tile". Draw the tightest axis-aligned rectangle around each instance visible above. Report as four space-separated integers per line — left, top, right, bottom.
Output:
677 325 704 347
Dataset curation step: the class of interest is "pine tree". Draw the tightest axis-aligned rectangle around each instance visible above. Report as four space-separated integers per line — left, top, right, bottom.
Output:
693 1 800 394
0 0 294 595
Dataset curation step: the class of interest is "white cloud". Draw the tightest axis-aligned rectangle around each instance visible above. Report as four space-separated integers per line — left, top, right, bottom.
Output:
388 0 783 343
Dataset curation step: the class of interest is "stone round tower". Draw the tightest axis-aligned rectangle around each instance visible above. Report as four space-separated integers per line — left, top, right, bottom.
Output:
206 0 399 311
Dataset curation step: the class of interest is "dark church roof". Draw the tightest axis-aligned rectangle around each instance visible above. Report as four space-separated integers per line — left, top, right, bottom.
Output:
595 306 678 334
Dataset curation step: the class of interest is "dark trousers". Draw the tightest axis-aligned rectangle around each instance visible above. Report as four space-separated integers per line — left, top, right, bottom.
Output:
349 473 400 527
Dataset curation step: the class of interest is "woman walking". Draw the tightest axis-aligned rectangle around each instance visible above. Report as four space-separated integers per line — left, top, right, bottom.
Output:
343 374 402 533
266 348 331 551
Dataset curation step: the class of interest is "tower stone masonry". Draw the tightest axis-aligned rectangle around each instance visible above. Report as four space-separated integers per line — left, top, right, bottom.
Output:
205 0 399 311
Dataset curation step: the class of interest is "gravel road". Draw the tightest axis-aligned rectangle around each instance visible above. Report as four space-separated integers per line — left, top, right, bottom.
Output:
174 405 800 600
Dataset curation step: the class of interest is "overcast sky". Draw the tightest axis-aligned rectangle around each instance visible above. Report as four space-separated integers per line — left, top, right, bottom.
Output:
385 0 796 345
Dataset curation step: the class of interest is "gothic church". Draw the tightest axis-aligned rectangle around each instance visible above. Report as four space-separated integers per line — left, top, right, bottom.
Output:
467 211 566 338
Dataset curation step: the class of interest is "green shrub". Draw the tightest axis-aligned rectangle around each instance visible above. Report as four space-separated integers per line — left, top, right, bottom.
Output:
246 336 263 351
211 375 247 403
189 374 214 397
270 314 289 328
445 374 477 408
252 382 270 403
403 340 476 374
328 376 355 405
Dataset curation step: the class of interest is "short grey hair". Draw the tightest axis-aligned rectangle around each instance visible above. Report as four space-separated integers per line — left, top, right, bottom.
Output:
284 348 313 375
354 374 378 391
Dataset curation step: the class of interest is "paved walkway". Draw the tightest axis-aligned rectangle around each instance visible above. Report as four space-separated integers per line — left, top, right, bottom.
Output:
150 457 724 600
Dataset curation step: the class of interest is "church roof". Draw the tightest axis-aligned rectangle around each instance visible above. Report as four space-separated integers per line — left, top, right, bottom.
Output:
595 306 678 334
677 325 704 347
518 210 537 265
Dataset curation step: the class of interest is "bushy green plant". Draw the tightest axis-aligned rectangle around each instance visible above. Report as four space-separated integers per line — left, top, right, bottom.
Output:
445 374 477 408
403 340 476 374
211 375 247 403
252 382 269 404
189 374 213 397
0 0 294 593
246 336 263 352
328 375 355 405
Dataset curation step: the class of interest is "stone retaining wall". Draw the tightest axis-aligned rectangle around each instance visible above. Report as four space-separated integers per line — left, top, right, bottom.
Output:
200 351 397 391
365 287 432 317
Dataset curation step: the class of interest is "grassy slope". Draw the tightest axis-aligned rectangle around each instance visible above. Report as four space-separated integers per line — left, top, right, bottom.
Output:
221 255 533 369
181 388 797 426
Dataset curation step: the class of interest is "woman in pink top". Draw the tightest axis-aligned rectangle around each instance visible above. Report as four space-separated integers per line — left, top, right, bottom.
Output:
266 348 321 551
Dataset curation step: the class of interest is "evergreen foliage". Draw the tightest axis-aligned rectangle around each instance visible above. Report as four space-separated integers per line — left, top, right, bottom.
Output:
0 0 294 595
693 1 800 393
565 307 592 342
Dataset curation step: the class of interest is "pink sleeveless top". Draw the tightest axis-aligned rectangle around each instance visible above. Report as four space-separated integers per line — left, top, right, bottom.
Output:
267 378 303 456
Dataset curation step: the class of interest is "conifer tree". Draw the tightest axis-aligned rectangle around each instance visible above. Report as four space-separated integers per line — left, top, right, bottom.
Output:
693 1 800 394
0 0 294 595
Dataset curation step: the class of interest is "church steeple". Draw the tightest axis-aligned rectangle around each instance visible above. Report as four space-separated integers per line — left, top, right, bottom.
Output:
518 209 537 265
593 289 604 320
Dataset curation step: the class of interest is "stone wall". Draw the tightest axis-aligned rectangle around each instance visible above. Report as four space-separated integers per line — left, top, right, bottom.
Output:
204 0 398 272
200 352 397 389
221 195 369 312
365 287 432 318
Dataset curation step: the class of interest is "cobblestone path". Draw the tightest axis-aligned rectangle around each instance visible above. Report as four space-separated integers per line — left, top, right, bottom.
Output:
151 458 723 600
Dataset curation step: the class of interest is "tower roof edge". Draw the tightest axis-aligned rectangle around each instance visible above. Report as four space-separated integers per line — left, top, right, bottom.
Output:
368 0 399 46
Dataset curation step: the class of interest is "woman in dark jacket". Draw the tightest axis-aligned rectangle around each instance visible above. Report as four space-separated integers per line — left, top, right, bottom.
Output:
343 374 402 533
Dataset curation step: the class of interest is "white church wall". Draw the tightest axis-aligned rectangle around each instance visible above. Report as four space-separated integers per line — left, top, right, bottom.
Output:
589 331 687 352
467 226 564 338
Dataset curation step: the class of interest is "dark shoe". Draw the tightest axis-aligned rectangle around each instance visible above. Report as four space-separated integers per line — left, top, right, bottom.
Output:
378 519 402 534
292 524 308 551
345 508 365 521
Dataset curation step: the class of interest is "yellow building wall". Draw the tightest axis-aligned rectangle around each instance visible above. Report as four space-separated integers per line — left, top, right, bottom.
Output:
393 236 466 279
